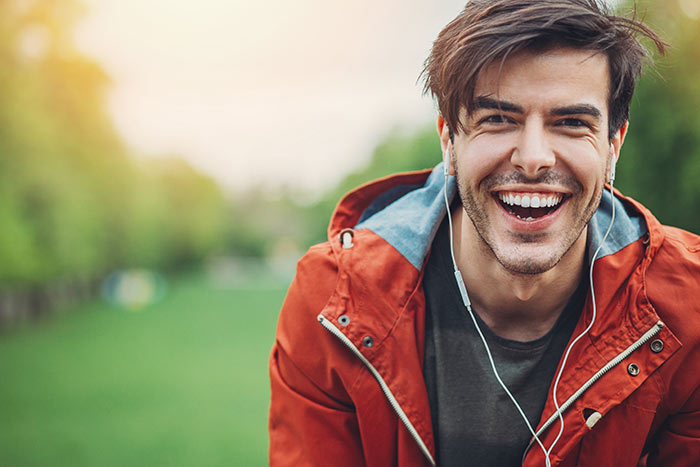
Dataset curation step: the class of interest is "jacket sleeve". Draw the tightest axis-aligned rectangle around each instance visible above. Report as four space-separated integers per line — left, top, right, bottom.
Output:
269 244 365 466
645 384 700 465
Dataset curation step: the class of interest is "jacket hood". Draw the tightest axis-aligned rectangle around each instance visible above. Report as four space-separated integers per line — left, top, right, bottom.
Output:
329 162 653 272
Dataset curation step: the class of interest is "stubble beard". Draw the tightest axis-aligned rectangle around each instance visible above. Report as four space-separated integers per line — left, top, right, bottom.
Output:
455 168 603 276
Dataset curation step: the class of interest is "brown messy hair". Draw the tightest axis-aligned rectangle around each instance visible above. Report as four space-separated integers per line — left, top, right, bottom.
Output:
422 0 666 140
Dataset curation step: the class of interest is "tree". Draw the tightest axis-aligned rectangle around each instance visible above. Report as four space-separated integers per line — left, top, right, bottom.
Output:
615 1 700 234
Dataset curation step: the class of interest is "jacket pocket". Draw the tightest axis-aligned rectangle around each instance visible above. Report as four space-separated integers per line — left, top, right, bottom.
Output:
572 398 658 466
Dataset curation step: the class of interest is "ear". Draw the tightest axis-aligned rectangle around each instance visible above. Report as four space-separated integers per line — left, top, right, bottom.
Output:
607 120 629 182
437 116 456 175
610 120 629 165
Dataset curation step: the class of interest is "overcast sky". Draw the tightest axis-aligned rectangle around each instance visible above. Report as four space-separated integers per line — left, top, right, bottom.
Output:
74 0 468 196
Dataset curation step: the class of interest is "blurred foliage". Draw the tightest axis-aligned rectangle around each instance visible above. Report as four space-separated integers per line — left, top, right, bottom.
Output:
298 126 441 247
2 0 699 294
226 190 300 258
293 0 700 251
615 0 700 234
0 0 229 290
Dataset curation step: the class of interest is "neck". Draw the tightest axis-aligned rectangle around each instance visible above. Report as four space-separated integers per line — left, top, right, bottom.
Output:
452 206 587 341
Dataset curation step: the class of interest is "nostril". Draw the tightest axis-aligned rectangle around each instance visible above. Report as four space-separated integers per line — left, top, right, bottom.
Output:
511 142 556 175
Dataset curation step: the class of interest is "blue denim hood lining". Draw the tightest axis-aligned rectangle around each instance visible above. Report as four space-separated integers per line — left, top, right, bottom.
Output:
355 163 648 271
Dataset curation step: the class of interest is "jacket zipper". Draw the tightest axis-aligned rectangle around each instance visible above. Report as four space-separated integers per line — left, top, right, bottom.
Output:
522 320 665 462
318 314 436 467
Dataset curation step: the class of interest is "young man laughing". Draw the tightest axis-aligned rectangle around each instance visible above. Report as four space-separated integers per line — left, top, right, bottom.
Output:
270 1 700 465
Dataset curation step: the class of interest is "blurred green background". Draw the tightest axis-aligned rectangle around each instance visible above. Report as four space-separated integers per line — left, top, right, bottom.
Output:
1 0 699 466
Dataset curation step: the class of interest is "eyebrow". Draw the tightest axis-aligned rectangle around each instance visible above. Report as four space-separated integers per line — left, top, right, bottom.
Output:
550 104 602 120
474 97 603 121
475 97 523 113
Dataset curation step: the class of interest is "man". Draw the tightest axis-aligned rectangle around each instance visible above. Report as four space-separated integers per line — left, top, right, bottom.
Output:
269 1 700 465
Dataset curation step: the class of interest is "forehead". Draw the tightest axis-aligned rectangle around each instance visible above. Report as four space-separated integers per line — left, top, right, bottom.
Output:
472 47 610 113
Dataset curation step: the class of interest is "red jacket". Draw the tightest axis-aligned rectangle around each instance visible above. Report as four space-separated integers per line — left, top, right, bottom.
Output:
269 166 700 466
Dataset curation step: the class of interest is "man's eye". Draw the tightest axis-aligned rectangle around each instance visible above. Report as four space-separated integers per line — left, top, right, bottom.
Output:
559 118 589 128
482 115 509 124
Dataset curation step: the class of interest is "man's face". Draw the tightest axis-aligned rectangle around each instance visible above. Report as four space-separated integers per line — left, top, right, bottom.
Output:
443 47 626 275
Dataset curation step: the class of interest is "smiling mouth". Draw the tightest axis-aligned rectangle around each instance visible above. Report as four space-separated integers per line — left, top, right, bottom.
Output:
496 191 567 221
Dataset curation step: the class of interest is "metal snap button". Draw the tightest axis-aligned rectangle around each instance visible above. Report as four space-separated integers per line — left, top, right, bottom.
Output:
340 229 354 249
650 339 664 353
362 336 374 348
627 363 640 376
338 315 350 326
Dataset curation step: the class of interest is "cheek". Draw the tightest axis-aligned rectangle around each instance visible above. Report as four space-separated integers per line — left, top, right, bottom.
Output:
554 140 608 188
457 138 511 184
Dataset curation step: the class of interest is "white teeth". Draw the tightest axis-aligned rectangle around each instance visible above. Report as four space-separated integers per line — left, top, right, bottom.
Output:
498 192 564 208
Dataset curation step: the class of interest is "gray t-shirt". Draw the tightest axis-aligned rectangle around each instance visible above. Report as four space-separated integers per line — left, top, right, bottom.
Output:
423 218 586 466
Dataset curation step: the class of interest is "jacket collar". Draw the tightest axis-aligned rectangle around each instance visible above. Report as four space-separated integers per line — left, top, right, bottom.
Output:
325 163 670 351
331 162 653 272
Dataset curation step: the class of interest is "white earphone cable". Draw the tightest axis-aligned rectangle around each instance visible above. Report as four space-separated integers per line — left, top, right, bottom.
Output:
442 151 618 465
545 174 617 458
443 159 552 467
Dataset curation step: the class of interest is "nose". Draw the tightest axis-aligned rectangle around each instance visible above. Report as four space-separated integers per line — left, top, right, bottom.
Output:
510 120 556 178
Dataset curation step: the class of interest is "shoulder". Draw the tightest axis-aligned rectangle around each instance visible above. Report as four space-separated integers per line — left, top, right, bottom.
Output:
272 241 361 401
646 225 700 346
661 225 700 255
276 241 339 351
648 225 700 288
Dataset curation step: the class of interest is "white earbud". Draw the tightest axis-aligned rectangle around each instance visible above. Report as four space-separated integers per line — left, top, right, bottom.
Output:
443 124 453 176
609 153 617 182
609 160 616 182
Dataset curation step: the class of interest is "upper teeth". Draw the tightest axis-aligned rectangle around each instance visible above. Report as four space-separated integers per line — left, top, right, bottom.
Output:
498 192 563 208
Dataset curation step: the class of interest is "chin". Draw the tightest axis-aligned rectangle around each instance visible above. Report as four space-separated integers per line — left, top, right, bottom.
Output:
493 252 562 275
489 236 578 276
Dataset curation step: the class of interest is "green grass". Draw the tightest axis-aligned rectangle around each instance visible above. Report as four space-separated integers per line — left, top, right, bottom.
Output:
0 272 287 466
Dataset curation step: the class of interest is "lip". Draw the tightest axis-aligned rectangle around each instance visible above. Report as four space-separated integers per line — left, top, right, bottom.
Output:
493 193 569 233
